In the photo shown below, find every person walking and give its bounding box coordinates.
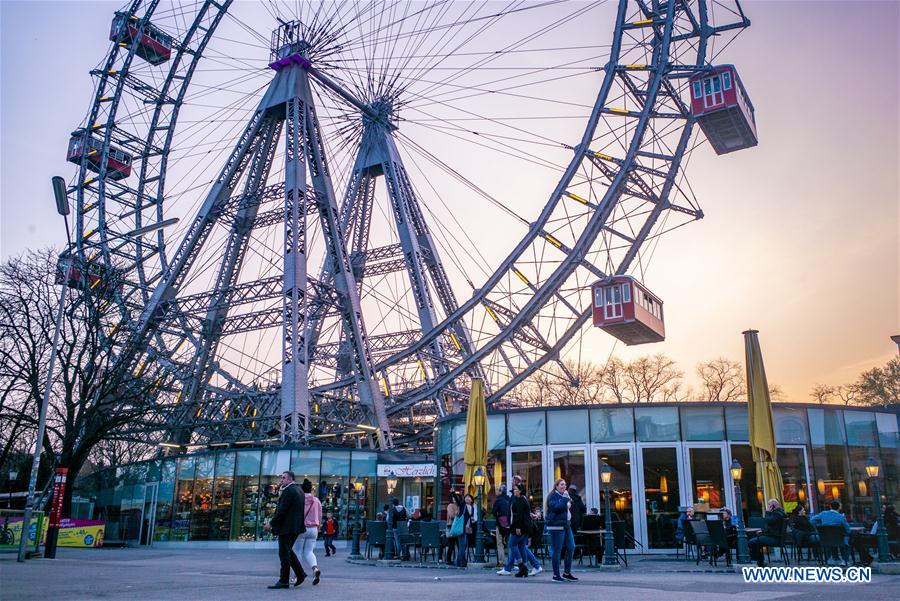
[293,479,322,586]
[456,494,475,567]
[444,491,461,564]
[322,511,338,556]
[546,478,577,583]
[268,471,306,589]
[498,483,542,577]
[492,484,512,566]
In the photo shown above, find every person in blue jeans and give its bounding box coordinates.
[546,478,577,582]
[498,484,542,576]
[456,494,474,567]
[811,499,851,565]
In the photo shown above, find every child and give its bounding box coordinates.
[322,511,338,557]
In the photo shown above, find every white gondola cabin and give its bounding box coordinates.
[592,276,665,345]
[690,65,758,155]
[67,131,133,180]
[110,13,173,66]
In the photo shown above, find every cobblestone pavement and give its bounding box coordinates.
[2,547,898,601]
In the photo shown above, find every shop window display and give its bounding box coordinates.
[211,453,235,540]
[172,457,195,541]
[190,455,214,540]
[232,451,262,541]
[153,460,176,541]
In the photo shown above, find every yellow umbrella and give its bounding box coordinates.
[463,378,488,501]
[743,329,784,508]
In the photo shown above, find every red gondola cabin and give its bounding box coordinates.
[689,65,757,155]
[110,13,173,66]
[592,276,664,345]
[55,257,122,296]
[67,131,133,180]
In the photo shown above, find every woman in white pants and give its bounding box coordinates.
[293,479,323,585]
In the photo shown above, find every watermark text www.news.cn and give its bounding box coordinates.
[742,566,871,584]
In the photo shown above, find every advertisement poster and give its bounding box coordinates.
[56,519,106,548]
[404,495,420,512]
[0,513,46,549]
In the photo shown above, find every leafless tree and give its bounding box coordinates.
[623,354,685,403]
[599,356,632,404]
[809,383,837,404]
[0,249,160,511]
[696,358,744,403]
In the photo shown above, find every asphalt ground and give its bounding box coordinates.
[2,547,898,601]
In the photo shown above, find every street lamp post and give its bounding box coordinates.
[866,457,891,563]
[384,471,398,560]
[600,463,616,566]
[473,466,485,563]
[730,459,751,564]
[349,478,364,560]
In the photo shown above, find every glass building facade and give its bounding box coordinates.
[76,448,382,545]
[437,403,899,552]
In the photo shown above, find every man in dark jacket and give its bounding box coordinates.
[268,471,307,589]
[748,498,787,567]
[568,485,586,533]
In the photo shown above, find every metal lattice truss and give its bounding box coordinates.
[65,0,751,450]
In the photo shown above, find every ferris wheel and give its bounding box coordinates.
[63,0,755,451]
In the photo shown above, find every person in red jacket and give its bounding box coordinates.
[322,511,338,557]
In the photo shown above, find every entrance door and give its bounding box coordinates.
[684,444,732,511]
[549,447,587,504]
[141,483,159,546]
[703,75,723,108]
[591,446,637,549]
[603,286,623,320]
[637,445,683,550]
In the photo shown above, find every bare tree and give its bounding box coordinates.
[599,356,632,404]
[809,384,837,404]
[696,358,744,403]
[0,249,160,511]
[519,360,607,406]
[624,354,684,403]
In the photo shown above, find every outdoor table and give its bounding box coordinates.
[745,527,762,537]
[577,529,607,565]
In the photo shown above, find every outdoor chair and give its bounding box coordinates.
[396,521,416,560]
[691,519,712,566]
[418,521,442,563]
[365,520,386,560]
[817,525,848,566]
[677,519,698,561]
[764,519,790,566]
[705,519,731,567]
[611,520,629,567]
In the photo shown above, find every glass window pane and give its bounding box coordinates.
[291,450,321,476]
[508,411,546,446]
[635,407,679,442]
[590,407,634,443]
[731,444,763,523]
[211,453,234,540]
[451,421,466,453]
[688,447,725,509]
[681,407,725,441]
[172,457,195,541]
[808,408,846,445]
[190,455,214,540]
[351,452,377,477]
[725,406,749,441]
[642,447,680,549]
[777,447,810,515]
[774,408,809,444]
[257,474,281,541]
[548,410,588,444]
[843,410,878,447]
[596,449,635,548]
[488,414,506,450]
[552,450,586,497]
[321,451,351,478]
[153,460,176,542]
[510,450,544,512]
[261,450,291,475]
[233,451,261,541]
[876,413,899,448]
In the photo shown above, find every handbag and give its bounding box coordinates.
[449,514,465,538]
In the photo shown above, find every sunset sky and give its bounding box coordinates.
[1,1,897,403]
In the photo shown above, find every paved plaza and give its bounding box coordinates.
[2,548,898,601]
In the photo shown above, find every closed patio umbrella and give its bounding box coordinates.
[463,378,488,501]
[743,329,784,507]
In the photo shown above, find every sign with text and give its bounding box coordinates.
[42,519,105,548]
[377,463,436,478]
